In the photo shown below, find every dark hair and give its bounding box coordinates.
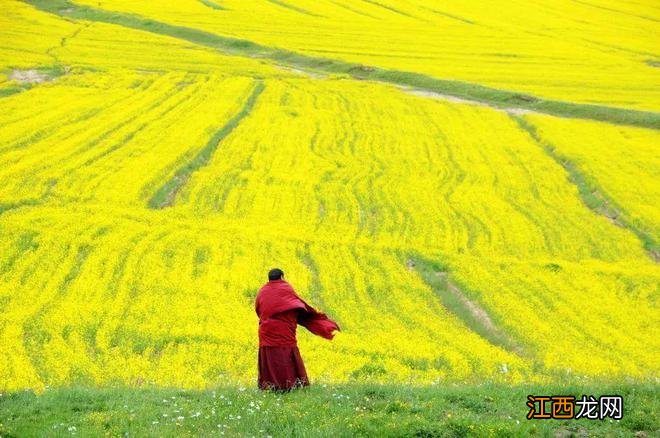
[268,268,284,281]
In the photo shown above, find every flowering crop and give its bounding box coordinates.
[71,0,660,110]
[0,0,658,392]
[523,114,660,241]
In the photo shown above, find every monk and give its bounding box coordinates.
[255,268,340,391]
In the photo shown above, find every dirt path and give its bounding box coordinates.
[9,69,52,84]
[275,64,327,79]
[400,86,537,115]
[410,257,528,358]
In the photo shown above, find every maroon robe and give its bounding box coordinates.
[255,279,340,390]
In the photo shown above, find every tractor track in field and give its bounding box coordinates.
[148,81,265,209]
[409,256,529,360]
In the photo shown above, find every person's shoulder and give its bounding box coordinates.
[256,282,270,295]
[280,281,298,294]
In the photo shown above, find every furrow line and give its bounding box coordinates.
[148,81,265,209]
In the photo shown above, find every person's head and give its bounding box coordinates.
[268,268,284,281]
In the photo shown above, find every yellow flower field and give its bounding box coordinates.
[0,0,658,393]
[71,0,660,110]
[522,115,660,240]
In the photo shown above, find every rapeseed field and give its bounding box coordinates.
[1,0,658,410]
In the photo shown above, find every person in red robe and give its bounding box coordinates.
[255,268,340,391]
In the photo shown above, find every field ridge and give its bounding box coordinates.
[411,255,528,359]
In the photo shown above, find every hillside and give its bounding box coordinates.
[0,0,658,398]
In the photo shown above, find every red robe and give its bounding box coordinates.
[255,279,340,390]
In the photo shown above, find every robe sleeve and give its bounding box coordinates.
[296,303,340,340]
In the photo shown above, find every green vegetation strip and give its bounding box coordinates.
[514,116,659,261]
[0,383,656,436]
[148,82,265,209]
[266,0,322,18]
[23,0,660,130]
[410,255,539,366]
[0,85,26,99]
[197,0,226,11]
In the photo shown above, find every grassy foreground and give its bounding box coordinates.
[0,383,657,437]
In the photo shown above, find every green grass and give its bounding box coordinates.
[197,0,226,11]
[265,0,321,17]
[0,383,657,437]
[0,85,26,99]
[22,0,660,130]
